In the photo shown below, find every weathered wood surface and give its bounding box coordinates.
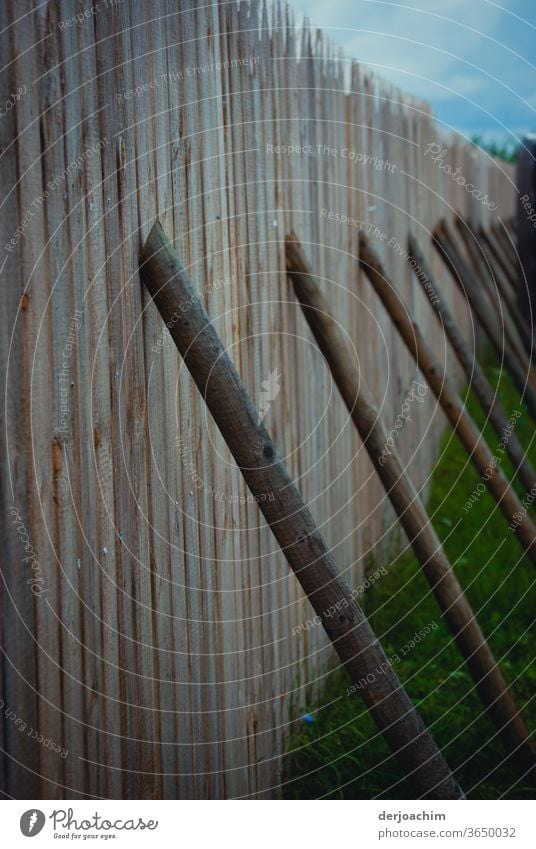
[0,0,517,798]
[286,233,535,766]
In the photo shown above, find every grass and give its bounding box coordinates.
[282,355,536,799]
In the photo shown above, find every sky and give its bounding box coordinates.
[290,0,536,148]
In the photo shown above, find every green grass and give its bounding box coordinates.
[283,355,536,799]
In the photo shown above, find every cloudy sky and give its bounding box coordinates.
[291,0,535,147]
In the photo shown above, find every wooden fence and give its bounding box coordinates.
[0,0,515,799]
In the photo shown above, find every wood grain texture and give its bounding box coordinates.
[0,0,517,798]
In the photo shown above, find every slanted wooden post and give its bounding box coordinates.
[456,215,534,362]
[407,234,536,496]
[358,231,536,566]
[495,221,535,344]
[478,227,534,359]
[493,220,511,254]
[454,216,527,364]
[433,219,536,420]
[446,219,530,370]
[494,221,525,288]
[286,232,536,766]
[455,218,531,367]
[493,221,514,260]
[485,224,518,286]
[493,221,531,300]
[139,221,463,799]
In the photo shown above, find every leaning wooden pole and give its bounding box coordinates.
[140,221,463,799]
[458,215,530,364]
[484,225,518,287]
[494,220,536,342]
[493,222,520,271]
[358,231,536,566]
[407,234,536,496]
[494,222,536,342]
[286,232,536,766]
[455,218,531,367]
[433,219,536,420]
[446,219,531,372]
[478,227,534,359]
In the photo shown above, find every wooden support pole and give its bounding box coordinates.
[454,217,528,364]
[407,234,536,496]
[358,231,536,566]
[495,222,534,335]
[479,236,530,362]
[493,221,527,293]
[485,225,518,286]
[491,219,536,342]
[449,219,531,371]
[455,215,503,298]
[433,219,536,421]
[286,232,536,766]
[478,227,534,359]
[455,218,531,367]
[494,221,519,270]
[139,221,463,799]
